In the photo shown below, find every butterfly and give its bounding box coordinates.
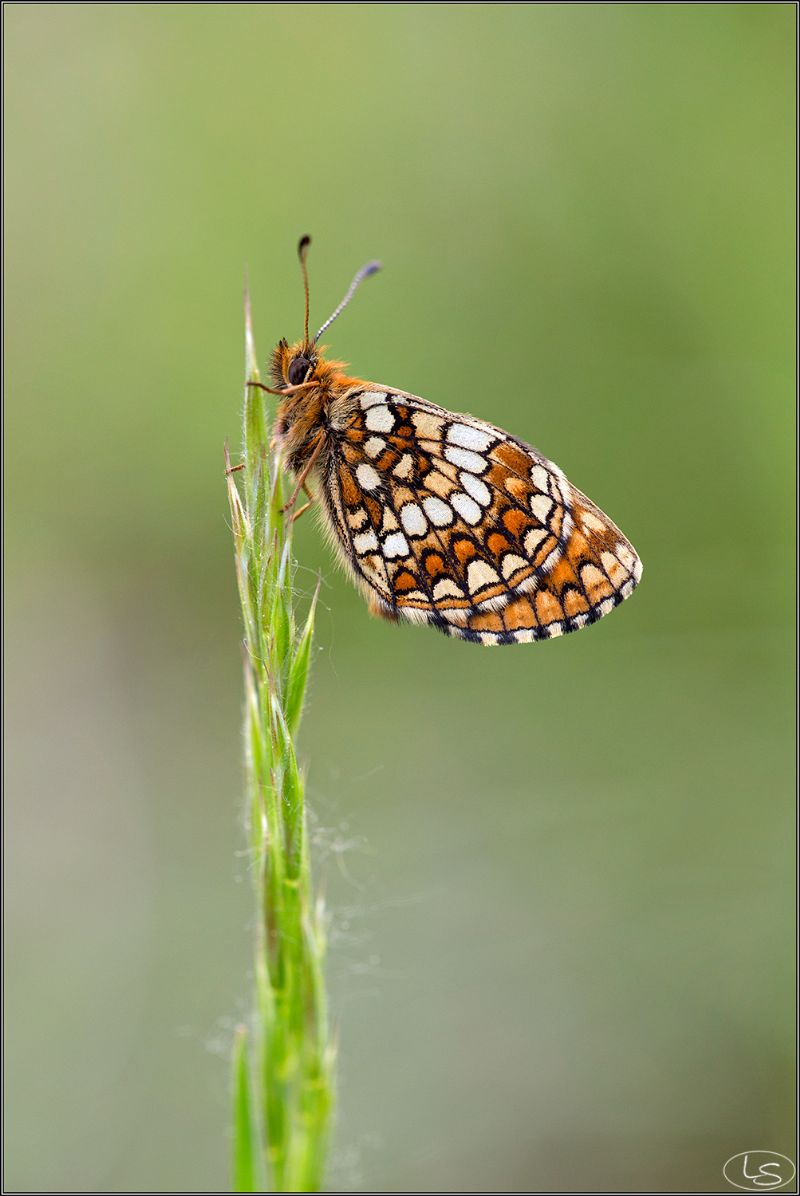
[248,237,642,645]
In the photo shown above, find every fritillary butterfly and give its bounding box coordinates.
[248,238,642,645]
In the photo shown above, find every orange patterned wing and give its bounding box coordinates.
[320,386,642,644]
[442,489,642,644]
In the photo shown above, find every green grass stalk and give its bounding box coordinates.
[227,292,333,1193]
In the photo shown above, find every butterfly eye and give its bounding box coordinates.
[287,356,312,386]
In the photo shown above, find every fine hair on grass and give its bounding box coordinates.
[226,290,333,1193]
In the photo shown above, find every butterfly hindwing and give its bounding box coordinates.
[438,487,642,643]
[321,386,641,643]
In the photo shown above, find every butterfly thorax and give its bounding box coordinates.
[271,337,364,472]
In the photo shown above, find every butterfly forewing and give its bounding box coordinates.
[321,387,642,644]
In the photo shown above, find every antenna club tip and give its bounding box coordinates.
[364,260,382,277]
[298,235,311,259]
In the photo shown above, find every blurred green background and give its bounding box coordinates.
[4,4,795,1192]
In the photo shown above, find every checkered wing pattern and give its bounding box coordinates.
[321,387,642,645]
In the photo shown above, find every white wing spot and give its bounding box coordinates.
[582,511,607,533]
[393,453,414,480]
[356,463,381,491]
[444,446,486,473]
[364,436,386,458]
[530,494,552,523]
[524,527,548,555]
[581,564,606,590]
[365,404,395,432]
[433,578,466,601]
[460,472,490,506]
[381,507,399,533]
[450,492,482,525]
[423,496,454,527]
[360,391,386,409]
[447,423,493,452]
[400,503,428,537]
[353,529,378,554]
[466,559,500,593]
[347,507,367,531]
[383,532,410,559]
[411,411,444,440]
[530,464,550,492]
[501,553,528,579]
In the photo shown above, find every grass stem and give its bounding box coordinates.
[226,292,333,1193]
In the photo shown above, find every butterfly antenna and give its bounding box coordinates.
[298,234,312,345]
[313,258,382,344]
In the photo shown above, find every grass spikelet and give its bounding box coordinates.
[226,290,333,1193]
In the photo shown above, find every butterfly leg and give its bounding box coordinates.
[246,379,318,397]
[289,481,316,523]
[280,434,324,514]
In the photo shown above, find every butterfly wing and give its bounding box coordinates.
[320,386,642,644]
[438,487,642,643]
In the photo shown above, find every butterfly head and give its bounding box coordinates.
[270,236,381,393]
[270,338,318,390]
